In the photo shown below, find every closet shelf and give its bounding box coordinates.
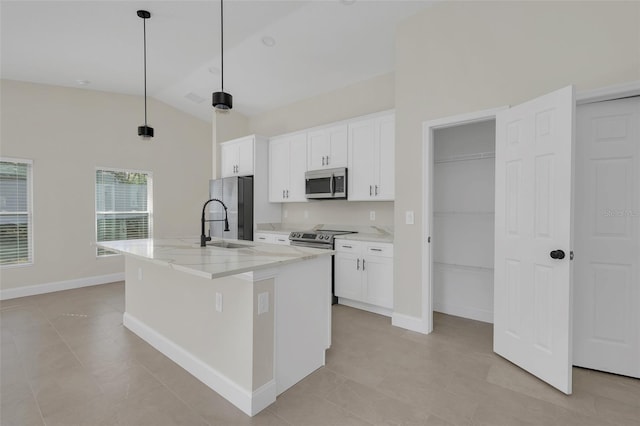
[434,151,495,164]
[434,262,494,273]
[434,211,495,217]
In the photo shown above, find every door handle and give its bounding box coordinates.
[550,250,565,260]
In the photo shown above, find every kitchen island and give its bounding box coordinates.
[97,237,333,416]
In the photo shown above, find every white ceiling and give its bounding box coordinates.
[1,0,435,122]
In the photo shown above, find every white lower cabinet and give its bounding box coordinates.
[254,232,290,245]
[334,239,393,315]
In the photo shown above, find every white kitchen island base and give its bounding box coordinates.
[106,239,332,417]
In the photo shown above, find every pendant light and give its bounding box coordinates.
[212,0,233,111]
[137,10,154,138]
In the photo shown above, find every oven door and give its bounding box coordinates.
[289,240,332,250]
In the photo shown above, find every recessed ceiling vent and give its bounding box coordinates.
[185,92,206,104]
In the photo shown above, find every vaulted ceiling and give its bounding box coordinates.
[1,0,435,122]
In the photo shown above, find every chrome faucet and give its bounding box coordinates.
[201,198,230,247]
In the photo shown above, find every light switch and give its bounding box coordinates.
[406,211,415,225]
[215,292,223,312]
[258,292,269,315]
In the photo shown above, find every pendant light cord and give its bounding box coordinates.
[220,0,224,91]
[143,15,148,126]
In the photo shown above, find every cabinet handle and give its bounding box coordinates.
[342,245,352,249]
[322,156,325,166]
[286,189,289,198]
[357,258,360,270]
[371,248,382,252]
[369,185,372,196]
[375,185,378,196]
[282,189,285,199]
[326,156,329,165]
[362,259,365,271]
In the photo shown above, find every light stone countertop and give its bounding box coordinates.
[97,237,333,281]
[256,223,394,243]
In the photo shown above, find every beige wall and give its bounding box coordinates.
[394,1,640,318]
[0,80,211,291]
[249,73,396,226]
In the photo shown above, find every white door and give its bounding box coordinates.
[327,125,348,168]
[348,119,376,200]
[335,252,362,301]
[269,138,289,202]
[376,114,395,200]
[220,143,239,177]
[494,86,575,394]
[307,130,329,170]
[236,138,254,176]
[573,96,640,378]
[287,133,308,202]
[364,255,394,309]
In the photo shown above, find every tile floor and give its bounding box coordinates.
[1,282,639,425]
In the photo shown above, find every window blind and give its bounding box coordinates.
[95,169,152,256]
[0,159,33,266]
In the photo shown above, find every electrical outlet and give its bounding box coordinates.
[215,292,223,312]
[258,292,269,315]
[369,211,376,221]
[406,211,415,225]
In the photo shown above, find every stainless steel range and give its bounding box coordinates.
[289,230,356,250]
[289,229,356,304]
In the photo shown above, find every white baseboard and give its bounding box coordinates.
[337,298,392,317]
[0,272,125,300]
[123,312,275,416]
[392,312,431,334]
[434,302,493,324]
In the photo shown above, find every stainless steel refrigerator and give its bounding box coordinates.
[208,176,254,241]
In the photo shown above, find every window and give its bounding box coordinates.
[0,158,33,266]
[95,168,152,256]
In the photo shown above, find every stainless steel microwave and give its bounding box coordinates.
[305,167,347,199]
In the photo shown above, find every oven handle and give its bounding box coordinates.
[290,241,333,250]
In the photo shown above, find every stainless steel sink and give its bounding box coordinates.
[206,241,253,249]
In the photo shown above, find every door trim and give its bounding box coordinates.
[417,80,640,336]
[420,106,508,334]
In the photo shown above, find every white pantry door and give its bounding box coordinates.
[573,96,640,378]
[494,86,575,394]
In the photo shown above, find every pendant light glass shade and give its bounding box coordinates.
[137,10,154,137]
[212,0,232,112]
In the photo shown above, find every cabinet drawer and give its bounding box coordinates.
[335,240,362,253]
[254,233,274,243]
[365,243,393,257]
[273,236,290,245]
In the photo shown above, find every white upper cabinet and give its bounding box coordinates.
[348,112,395,201]
[221,135,254,177]
[307,124,348,170]
[269,133,308,202]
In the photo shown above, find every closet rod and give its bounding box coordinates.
[434,151,495,164]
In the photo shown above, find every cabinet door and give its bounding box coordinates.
[237,138,254,176]
[363,255,393,309]
[375,114,395,200]
[327,125,348,168]
[348,119,376,200]
[220,143,239,178]
[307,130,329,171]
[269,138,290,202]
[287,133,308,202]
[335,252,363,301]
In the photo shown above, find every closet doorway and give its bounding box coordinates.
[422,85,640,394]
